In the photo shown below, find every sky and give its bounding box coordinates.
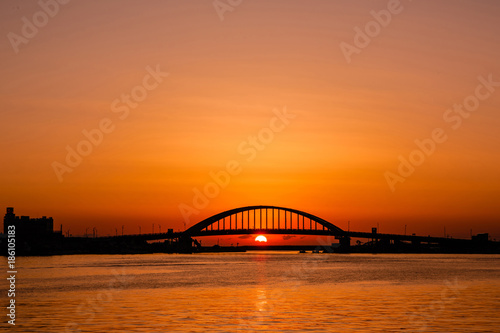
[1,0,499,242]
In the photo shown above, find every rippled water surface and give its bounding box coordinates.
[5,253,500,332]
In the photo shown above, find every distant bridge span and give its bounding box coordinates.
[184,205,344,237]
[104,206,483,251]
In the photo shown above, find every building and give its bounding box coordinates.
[3,207,58,238]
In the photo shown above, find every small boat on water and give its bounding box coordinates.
[299,250,306,253]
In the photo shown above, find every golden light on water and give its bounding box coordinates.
[2,1,500,331]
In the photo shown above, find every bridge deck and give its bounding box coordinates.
[98,229,474,246]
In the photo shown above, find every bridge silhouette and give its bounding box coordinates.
[185,205,343,236]
[109,205,484,252]
[7,205,495,255]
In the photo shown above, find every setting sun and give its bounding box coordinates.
[255,235,267,243]
[2,1,500,332]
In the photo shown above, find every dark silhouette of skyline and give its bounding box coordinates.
[1,206,498,256]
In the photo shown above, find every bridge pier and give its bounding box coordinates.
[178,235,194,254]
[338,236,351,252]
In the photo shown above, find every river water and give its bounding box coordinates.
[4,253,500,332]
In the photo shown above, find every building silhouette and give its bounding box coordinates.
[3,207,61,239]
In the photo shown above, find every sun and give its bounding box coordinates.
[255,235,267,243]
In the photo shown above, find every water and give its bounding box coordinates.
[3,253,500,332]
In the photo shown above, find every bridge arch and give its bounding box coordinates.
[184,205,344,236]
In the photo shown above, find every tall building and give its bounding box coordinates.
[3,207,55,237]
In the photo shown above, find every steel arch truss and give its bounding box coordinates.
[184,205,344,237]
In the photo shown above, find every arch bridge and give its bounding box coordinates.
[103,205,482,253]
[184,205,345,237]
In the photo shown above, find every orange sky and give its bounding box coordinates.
[1,0,499,242]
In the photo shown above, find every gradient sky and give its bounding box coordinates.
[1,0,499,242]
